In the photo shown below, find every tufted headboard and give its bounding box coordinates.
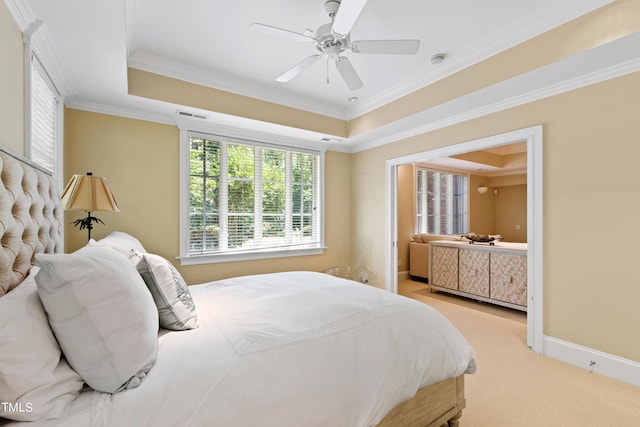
[0,146,64,296]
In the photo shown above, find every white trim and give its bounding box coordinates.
[22,29,65,191]
[4,0,31,31]
[178,127,191,260]
[385,162,398,294]
[22,21,37,158]
[177,126,326,265]
[54,83,64,191]
[184,127,324,156]
[66,98,176,126]
[177,247,325,266]
[543,336,640,388]
[527,126,544,351]
[29,25,73,98]
[174,116,329,153]
[5,0,74,99]
[385,125,543,353]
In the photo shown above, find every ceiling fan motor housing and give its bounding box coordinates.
[315,22,349,58]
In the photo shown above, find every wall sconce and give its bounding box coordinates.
[61,172,120,241]
[477,186,488,194]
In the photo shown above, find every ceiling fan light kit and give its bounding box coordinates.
[250,0,421,90]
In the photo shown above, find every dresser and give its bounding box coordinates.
[430,240,527,311]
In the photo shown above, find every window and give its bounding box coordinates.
[182,131,323,263]
[29,54,61,178]
[416,168,468,235]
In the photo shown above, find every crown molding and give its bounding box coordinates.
[347,32,640,153]
[346,0,615,119]
[30,27,74,98]
[68,35,640,157]
[65,98,175,126]
[4,0,32,31]
[5,0,74,98]
[128,51,348,120]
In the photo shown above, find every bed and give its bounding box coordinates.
[0,146,475,427]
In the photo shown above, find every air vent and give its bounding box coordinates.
[176,110,208,120]
[321,137,342,143]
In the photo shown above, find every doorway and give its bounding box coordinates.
[384,125,543,353]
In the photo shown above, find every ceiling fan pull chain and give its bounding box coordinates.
[326,57,330,85]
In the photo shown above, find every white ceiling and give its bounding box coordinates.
[13,0,630,150]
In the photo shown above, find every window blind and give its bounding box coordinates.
[188,133,321,256]
[416,168,468,235]
[30,55,59,175]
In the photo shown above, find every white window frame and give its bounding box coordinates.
[24,30,63,187]
[177,127,325,265]
[415,167,469,235]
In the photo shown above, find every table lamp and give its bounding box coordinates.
[61,172,120,241]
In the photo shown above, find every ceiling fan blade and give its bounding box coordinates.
[335,56,363,90]
[351,39,420,55]
[276,55,321,82]
[249,23,316,44]
[331,0,368,39]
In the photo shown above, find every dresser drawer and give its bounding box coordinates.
[431,246,459,290]
[490,253,527,306]
[459,249,490,297]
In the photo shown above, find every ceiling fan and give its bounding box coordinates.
[250,0,420,90]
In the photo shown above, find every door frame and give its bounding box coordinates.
[385,125,543,352]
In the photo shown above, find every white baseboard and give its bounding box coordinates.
[397,270,410,281]
[543,336,640,387]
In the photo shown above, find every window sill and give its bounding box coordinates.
[177,246,326,265]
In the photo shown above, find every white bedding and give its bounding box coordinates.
[3,271,475,427]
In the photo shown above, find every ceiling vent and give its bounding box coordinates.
[176,110,208,120]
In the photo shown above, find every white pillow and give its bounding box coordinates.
[130,251,198,331]
[34,245,158,394]
[96,231,147,253]
[0,267,83,421]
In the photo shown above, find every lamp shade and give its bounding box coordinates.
[61,173,120,212]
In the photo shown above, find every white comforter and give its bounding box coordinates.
[9,271,475,427]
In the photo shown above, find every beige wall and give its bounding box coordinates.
[0,2,24,153]
[473,173,528,242]
[396,164,414,272]
[353,71,640,363]
[63,108,352,285]
[493,184,527,242]
[469,174,495,235]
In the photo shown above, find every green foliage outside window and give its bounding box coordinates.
[188,135,318,254]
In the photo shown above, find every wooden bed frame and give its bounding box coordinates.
[0,145,466,426]
[378,376,465,427]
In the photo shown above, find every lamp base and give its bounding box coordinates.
[72,211,104,241]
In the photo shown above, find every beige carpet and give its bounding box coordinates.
[399,280,640,427]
